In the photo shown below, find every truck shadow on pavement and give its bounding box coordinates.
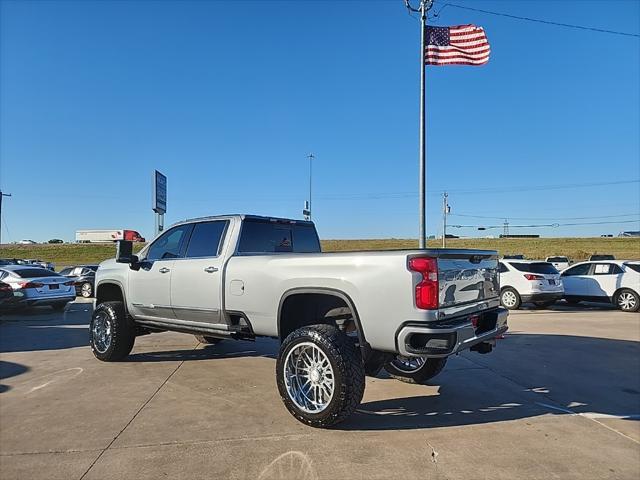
[341,333,640,431]
[0,360,29,393]
[0,303,91,353]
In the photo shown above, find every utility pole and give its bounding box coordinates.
[442,192,450,247]
[0,191,11,245]
[307,153,314,221]
[405,0,433,248]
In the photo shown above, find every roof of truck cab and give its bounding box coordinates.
[172,214,315,226]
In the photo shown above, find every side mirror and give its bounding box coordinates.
[116,240,134,263]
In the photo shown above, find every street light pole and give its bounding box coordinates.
[442,191,449,248]
[0,191,11,245]
[307,153,314,221]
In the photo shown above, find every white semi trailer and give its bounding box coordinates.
[75,229,145,243]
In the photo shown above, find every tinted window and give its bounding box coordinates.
[185,221,228,258]
[626,264,640,273]
[547,257,568,263]
[238,220,320,254]
[12,268,61,278]
[59,267,73,276]
[498,262,509,273]
[590,255,615,261]
[146,225,192,261]
[562,264,591,276]
[510,262,558,274]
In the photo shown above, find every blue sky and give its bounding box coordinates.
[1,0,639,242]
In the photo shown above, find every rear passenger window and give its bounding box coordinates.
[498,263,508,273]
[238,220,320,254]
[185,221,228,258]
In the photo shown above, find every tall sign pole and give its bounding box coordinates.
[152,170,167,237]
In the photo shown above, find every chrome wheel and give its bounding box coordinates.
[92,311,112,354]
[618,291,637,311]
[283,342,334,414]
[502,290,518,308]
[81,282,92,298]
[390,355,426,373]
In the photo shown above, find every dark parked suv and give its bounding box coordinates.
[59,265,99,298]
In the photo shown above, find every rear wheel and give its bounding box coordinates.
[194,335,223,345]
[500,288,521,310]
[616,289,639,312]
[90,301,135,361]
[276,324,365,428]
[384,356,447,384]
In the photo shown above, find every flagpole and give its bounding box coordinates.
[418,1,427,248]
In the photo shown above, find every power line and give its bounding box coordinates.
[451,219,640,229]
[450,213,640,221]
[435,2,640,38]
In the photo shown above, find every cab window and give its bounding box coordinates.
[185,221,228,258]
[146,224,193,261]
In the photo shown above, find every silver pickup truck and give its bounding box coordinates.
[92,214,508,427]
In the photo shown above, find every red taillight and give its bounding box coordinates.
[409,257,439,310]
[19,281,44,289]
[524,274,544,281]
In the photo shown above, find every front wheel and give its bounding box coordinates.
[616,289,639,312]
[90,301,135,361]
[276,324,365,428]
[384,356,447,384]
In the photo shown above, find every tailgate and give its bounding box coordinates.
[437,250,500,310]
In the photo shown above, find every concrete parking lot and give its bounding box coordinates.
[1,300,639,480]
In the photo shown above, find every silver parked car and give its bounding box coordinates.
[0,265,76,310]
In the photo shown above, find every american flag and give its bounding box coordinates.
[425,24,490,66]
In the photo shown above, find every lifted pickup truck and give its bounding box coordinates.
[92,214,508,427]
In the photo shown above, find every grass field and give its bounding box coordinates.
[1,237,638,269]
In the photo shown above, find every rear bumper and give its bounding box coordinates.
[19,294,76,306]
[396,307,509,358]
[521,292,564,303]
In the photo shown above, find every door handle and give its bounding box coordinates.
[204,266,219,273]
[159,267,170,274]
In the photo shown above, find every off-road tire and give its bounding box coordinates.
[276,324,365,428]
[194,335,223,345]
[500,287,522,310]
[384,357,447,384]
[90,301,135,361]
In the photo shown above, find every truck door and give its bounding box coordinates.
[170,220,229,325]
[128,224,193,321]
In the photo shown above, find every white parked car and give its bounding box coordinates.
[498,260,564,310]
[560,261,640,312]
[545,256,571,271]
[18,239,37,245]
